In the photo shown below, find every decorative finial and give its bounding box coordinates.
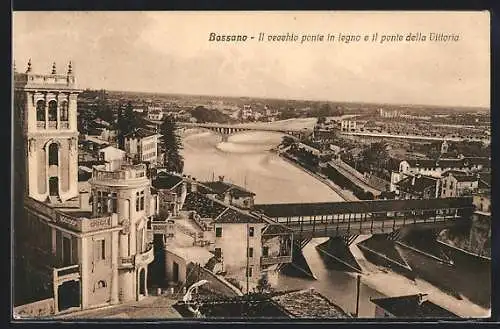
[67,61,73,75]
[51,62,57,74]
[26,59,32,73]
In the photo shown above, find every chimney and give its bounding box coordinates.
[219,175,224,182]
[192,177,198,193]
[79,191,90,211]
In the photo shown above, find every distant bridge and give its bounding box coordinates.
[177,122,309,140]
[341,131,490,144]
[254,197,474,240]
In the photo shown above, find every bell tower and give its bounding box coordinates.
[14,60,82,203]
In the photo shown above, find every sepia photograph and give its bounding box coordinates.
[12,11,491,320]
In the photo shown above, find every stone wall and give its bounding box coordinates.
[14,298,55,319]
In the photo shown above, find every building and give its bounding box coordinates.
[98,146,126,167]
[378,108,401,119]
[340,120,357,132]
[241,105,253,120]
[390,157,489,192]
[199,176,256,209]
[395,174,440,199]
[151,171,188,217]
[14,62,160,315]
[371,293,459,318]
[147,106,164,121]
[440,170,479,198]
[123,128,160,166]
[14,61,80,204]
[179,188,293,293]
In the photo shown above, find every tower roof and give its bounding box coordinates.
[14,60,82,92]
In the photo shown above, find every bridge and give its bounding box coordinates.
[255,197,473,239]
[253,197,474,276]
[177,122,308,140]
[341,131,490,144]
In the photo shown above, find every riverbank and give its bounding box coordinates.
[276,151,357,201]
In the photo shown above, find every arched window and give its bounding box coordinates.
[36,100,46,121]
[48,143,58,165]
[48,100,57,121]
[60,101,68,121]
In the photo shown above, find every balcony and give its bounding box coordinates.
[60,121,70,129]
[135,246,155,267]
[24,196,118,233]
[260,255,292,266]
[37,121,46,129]
[48,121,57,129]
[119,256,134,269]
[91,164,148,183]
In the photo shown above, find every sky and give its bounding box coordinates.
[13,11,490,107]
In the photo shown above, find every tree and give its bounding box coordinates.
[360,142,389,173]
[281,136,296,148]
[117,102,138,149]
[160,115,184,173]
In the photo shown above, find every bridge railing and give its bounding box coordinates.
[268,205,473,238]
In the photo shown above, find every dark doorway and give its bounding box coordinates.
[149,234,166,288]
[139,269,146,295]
[262,246,269,257]
[173,262,179,282]
[49,177,59,196]
[57,280,80,312]
[62,237,71,266]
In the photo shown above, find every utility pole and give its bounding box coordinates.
[246,222,250,295]
[355,274,361,318]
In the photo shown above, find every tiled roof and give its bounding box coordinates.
[371,294,458,318]
[441,170,468,177]
[262,223,293,235]
[124,127,157,139]
[478,172,491,186]
[442,170,478,182]
[254,197,473,217]
[400,157,490,169]
[201,181,255,197]
[152,173,183,190]
[271,289,349,318]
[182,192,227,219]
[213,208,266,224]
[396,175,437,194]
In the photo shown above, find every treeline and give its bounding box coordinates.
[278,103,344,120]
[322,164,375,200]
[190,106,233,123]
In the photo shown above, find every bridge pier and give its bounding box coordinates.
[316,237,363,273]
[279,238,316,280]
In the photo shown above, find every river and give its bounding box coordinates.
[180,123,490,318]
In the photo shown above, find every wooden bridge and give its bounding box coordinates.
[253,197,474,240]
